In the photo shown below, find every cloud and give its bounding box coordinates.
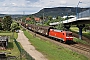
[11,3,17,6]
[2,3,18,7]
[60,0,67,5]
[25,0,39,3]
[0,0,90,14]
[0,0,5,2]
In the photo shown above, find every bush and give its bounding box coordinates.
[22,28,26,31]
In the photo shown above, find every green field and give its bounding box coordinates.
[0,31,34,60]
[70,27,79,32]
[0,32,20,57]
[23,30,88,60]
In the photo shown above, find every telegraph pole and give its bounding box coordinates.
[33,15,36,37]
[23,11,26,23]
[76,1,82,20]
[42,9,45,25]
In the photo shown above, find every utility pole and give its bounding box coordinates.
[76,1,82,20]
[42,9,45,25]
[33,15,36,37]
[43,13,44,24]
[23,11,25,15]
[23,11,26,23]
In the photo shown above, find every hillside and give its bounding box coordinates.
[33,7,89,17]
[0,14,29,18]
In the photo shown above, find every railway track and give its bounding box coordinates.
[70,44,90,52]
[21,25,90,59]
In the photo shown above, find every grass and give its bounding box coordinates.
[14,32,18,39]
[70,27,79,32]
[10,31,19,56]
[0,33,12,35]
[73,37,88,44]
[23,30,88,60]
[8,41,20,56]
[0,31,11,33]
[0,32,20,57]
[83,32,90,39]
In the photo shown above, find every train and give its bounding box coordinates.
[21,22,73,43]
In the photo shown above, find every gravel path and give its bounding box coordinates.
[17,30,48,60]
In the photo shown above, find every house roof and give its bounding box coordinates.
[26,17,31,21]
[34,17,41,21]
[0,36,8,41]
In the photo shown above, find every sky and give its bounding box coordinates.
[0,0,90,15]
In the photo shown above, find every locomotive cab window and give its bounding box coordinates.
[66,33,72,36]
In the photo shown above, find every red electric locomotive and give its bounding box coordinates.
[49,29,73,42]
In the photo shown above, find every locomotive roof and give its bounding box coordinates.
[65,31,72,33]
[53,29,63,32]
[51,29,72,33]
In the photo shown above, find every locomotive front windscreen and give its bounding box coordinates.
[66,32,72,37]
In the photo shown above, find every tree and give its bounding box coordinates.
[56,16,64,30]
[44,20,51,26]
[56,16,61,19]
[0,23,3,30]
[2,16,12,31]
[48,16,52,20]
[40,16,43,20]
[10,22,20,32]
[64,16,70,20]
[30,16,35,24]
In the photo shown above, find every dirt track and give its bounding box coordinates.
[17,30,48,60]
